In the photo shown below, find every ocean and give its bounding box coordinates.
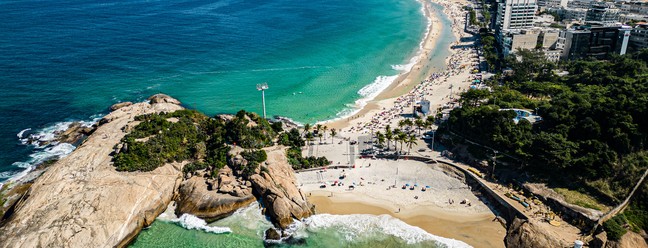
[130,202,468,248]
[0,0,458,246]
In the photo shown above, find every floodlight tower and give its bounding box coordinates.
[256,82,269,118]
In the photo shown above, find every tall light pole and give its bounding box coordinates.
[256,83,269,119]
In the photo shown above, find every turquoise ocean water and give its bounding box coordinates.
[130,202,467,247]
[0,0,459,246]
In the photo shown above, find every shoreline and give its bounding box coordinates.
[320,0,448,127]
[323,0,465,129]
[296,158,507,248]
[308,193,506,248]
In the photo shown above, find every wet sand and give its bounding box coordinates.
[309,194,506,248]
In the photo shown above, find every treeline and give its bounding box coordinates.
[113,109,329,176]
[441,50,648,236]
[278,128,330,170]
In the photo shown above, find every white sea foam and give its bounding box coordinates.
[16,128,31,139]
[299,214,472,248]
[319,0,435,125]
[157,202,229,234]
[171,214,232,234]
[4,116,101,183]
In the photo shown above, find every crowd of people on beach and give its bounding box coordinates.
[341,1,480,136]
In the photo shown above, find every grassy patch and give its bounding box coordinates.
[553,188,610,211]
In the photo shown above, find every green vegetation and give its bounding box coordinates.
[469,9,477,26]
[441,49,648,231]
[113,110,279,176]
[553,188,609,211]
[225,110,277,149]
[113,110,210,172]
[239,149,268,177]
[604,215,628,241]
[286,146,330,170]
[113,109,330,175]
[624,183,648,232]
[280,127,330,170]
[480,30,501,71]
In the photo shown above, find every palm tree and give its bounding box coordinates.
[317,132,323,155]
[305,132,314,146]
[375,131,385,149]
[303,123,311,136]
[426,116,435,127]
[404,119,413,133]
[315,124,323,144]
[406,135,418,154]
[385,125,393,151]
[424,118,432,132]
[415,119,425,135]
[397,132,407,153]
[322,126,329,144]
[397,120,406,131]
[330,128,337,144]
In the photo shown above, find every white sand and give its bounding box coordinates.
[297,158,490,214]
[325,0,478,139]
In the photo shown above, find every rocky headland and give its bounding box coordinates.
[0,94,314,247]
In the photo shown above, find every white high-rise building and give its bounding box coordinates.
[497,0,539,31]
[539,0,569,8]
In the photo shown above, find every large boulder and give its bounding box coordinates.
[249,147,314,229]
[265,228,281,240]
[55,122,95,144]
[505,218,568,248]
[147,94,181,105]
[110,102,133,111]
[605,231,648,248]
[175,176,255,222]
[0,96,185,248]
[591,231,608,248]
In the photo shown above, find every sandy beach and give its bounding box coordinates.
[296,159,506,248]
[325,0,477,136]
[298,0,509,246]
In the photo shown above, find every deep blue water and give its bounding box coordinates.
[0,0,451,181]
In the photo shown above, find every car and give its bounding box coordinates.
[418,148,426,152]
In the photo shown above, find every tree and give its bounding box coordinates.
[330,128,337,144]
[385,125,393,151]
[303,123,311,136]
[415,119,425,135]
[322,126,329,144]
[397,131,407,153]
[305,132,314,146]
[398,119,406,130]
[406,135,418,154]
[376,131,385,149]
[404,119,413,132]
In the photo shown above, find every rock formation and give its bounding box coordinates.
[110,101,133,111]
[505,217,568,248]
[0,93,316,246]
[0,97,184,248]
[604,231,648,248]
[175,174,256,222]
[148,93,181,105]
[249,146,314,229]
